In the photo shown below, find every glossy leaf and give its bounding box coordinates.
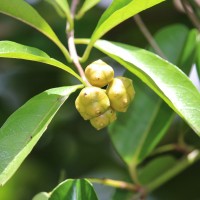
[49,179,98,200]
[76,0,101,19]
[0,85,83,186]
[82,0,164,60]
[109,75,173,165]
[93,40,200,135]
[0,41,83,83]
[149,24,189,65]
[109,25,195,165]
[0,0,70,60]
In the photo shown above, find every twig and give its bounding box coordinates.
[181,0,200,31]
[151,143,193,156]
[146,149,200,192]
[133,15,167,59]
[88,178,139,192]
[67,0,91,86]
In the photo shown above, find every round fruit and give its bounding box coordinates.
[75,86,110,120]
[90,108,117,130]
[106,77,135,112]
[85,59,114,87]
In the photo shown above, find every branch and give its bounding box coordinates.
[88,178,139,192]
[67,0,91,86]
[133,15,167,59]
[146,149,200,192]
[181,0,200,31]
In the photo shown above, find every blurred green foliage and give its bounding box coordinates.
[0,0,199,200]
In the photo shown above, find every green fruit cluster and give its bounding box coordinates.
[75,59,135,130]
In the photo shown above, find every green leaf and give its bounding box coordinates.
[32,192,50,200]
[195,41,200,78]
[45,0,66,18]
[45,0,73,28]
[138,156,176,185]
[49,179,98,200]
[54,0,71,18]
[109,26,195,165]
[0,85,83,186]
[82,0,165,61]
[112,189,133,200]
[93,40,200,135]
[76,0,101,19]
[0,41,83,83]
[109,75,173,165]
[139,150,200,191]
[178,29,199,75]
[149,24,189,65]
[0,0,70,61]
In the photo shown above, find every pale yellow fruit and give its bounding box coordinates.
[90,108,117,130]
[106,77,135,112]
[75,87,110,120]
[85,59,114,87]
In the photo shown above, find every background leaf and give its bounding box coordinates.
[109,25,196,166]
[49,179,98,200]
[196,42,200,78]
[82,0,164,60]
[93,40,200,135]
[138,156,177,185]
[0,85,83,186]
[178,29,199,74]
[149,25,198,75]
[0,0,70,60]
[109,75,173,165]
[76,0,101,19]
[139,150,200,191]
[0,41,82,83]
[149,24,189,65]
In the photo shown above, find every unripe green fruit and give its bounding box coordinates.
[85,59,114,87]
[75,87,110,120]
[106,77,135,112]
[90,108,117,130]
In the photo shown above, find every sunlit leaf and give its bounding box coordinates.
[0,85,83,186]
[0,0,70,60]
[82,0,165,60]
[93,40,200,135]
[0,41,83,83]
